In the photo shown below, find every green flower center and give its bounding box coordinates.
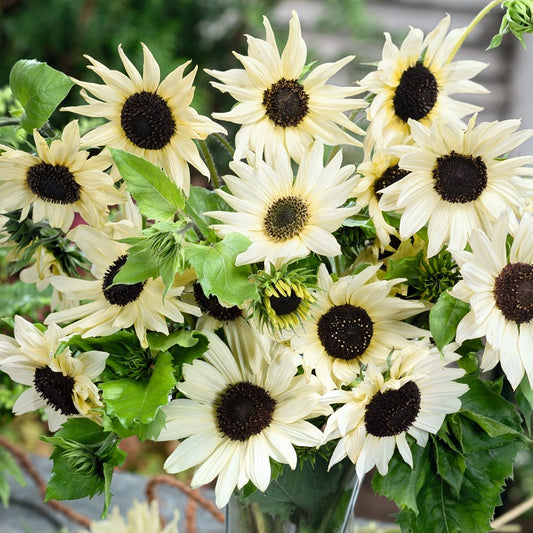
[264,195,309,241]
[263,78,309,128]
[393,62,439,122]
[217,381,276,441]
[494,262,533,324]
[121,91,176,150]
[34,365,78,416]
[102,254,145,306]
[26,163,81,204]
[317,303,374,361]
[365,380,421,437]
[433,151,488,203]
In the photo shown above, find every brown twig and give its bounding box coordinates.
[0,435,92,528]
[146,474,225,533]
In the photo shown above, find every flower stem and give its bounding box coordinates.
[198,138,221,189]
[213,132,235,157]
[446,0,502,62]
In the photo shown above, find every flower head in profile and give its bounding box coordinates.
[450,212,533,389]
[79,499,179,533]
[0,120,123,231]
[359,15,488,150]
[354,151,407,250]
[0,316,108,431]
[62,43,226,195]
[379,116,533,257]
[207,141,358,268]
[44,224,200,349]
[291,264,427,389]
[158,325,326,508]
[206,10,366,162]
[322,341,467,479]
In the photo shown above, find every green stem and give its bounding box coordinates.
[334,254,343,276]
[213,132,235,157]
[198,138,221,189]
[446,0,502,62]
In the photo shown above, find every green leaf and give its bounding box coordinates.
[429,291,470,351]
[0,446,25,507]
[185,233,258,306]
[184,185,229,241]
[9,59,73,132]
[147,329,203,352]
[102,408,167,441]
[383,250,423,284]
[515,375,533,434]
[42,419,126,517]
[434,437,465,498]
[110,148,185,221]
[100,351,175,429]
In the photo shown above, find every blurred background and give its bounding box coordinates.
[0,0,532,530]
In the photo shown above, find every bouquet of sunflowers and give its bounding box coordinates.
[0,1,532,532]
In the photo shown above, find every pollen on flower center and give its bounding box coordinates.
[264,196,309,241]
[121,90,176,150]
[269,290,302,316]
[262,78,310,128]
[373,164,410,197]
[432,151,488,203]
[33,365,78,416]
[494,262,533,324]
[216,381,276,441]
[26,163,81,204]
[193,282,242,322]
[317,303,374,360]
[364,380,421,437]
[102,254,145,306]
[393,63,439,123]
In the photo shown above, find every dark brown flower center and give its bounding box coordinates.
[494,262,533,324]
[269,289,302,316]
[373,164,410,198]
[264,196,309,241]
[365,380,421,437]
[193,282,242,322]
[102,254,145,306]
[433,151,488,203]
[216,381,276,441]
[393,62,439,122]
[26,163,81,204]
[262,78,309,127]
[121,91,176,150]
[34,365,78,416]
[317,303,374,361]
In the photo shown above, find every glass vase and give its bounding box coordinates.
[225,454,361,533]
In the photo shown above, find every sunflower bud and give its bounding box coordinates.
[489,0,533,49]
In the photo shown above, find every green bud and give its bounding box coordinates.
[489,1,533,49]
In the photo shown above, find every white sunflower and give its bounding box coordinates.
[450,212,533,389]
[0,316,108,431]
[205,10,366,162]
[291,264,427,389]
[358,14,488,150]
[322,341,467,479]
[158,325,327,508]
[379,116,533,257]
[44,224,200,349]
[79,500,179,533]
[0,120,123,231]
[354,151,406,250]
[62,43,226,195]
[206,141,358,268]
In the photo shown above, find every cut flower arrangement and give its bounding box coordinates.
[0,1,532,532]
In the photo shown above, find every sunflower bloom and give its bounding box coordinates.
[379,116,533,257]
[62,43,226,195]
[322,341,467,479]
[206,10,366,162]
[450,212,533,389]
[0,120,123,231]
[0,316,108,431]
[359,15,488,150]
[158,325,327,508]
[207,141,357,268]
